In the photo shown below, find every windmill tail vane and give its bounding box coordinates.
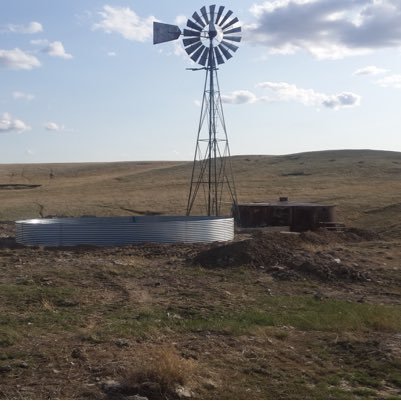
[153,5,241,216]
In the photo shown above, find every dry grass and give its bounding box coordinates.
[120,347,196,399]
[0,150,400,236]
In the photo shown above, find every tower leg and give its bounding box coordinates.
[186,66,238,217]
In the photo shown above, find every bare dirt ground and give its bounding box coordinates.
[1,150,401,399]
[1,225,401,399]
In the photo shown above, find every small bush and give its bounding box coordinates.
[120,347,195,399]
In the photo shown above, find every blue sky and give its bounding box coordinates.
[1,0,401,163]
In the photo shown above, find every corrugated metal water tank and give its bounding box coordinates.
[16,216,234,247]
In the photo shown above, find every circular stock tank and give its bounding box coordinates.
[15,215,234,247]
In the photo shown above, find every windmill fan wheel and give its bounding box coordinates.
[183,5,242,67]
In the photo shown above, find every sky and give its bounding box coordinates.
[1,0,401,163]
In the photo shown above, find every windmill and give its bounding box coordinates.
[153,5,241,216]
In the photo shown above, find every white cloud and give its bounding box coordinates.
[107,51,117,57]
[93,5,155,42]
[247,0,401,59]
[1,21,43,34]
[220,82,361,109]
[42,41,73,59]
[321,92,361,109]
[31,39,73,59]
[353,66,401,89]
[30,39,49,46]
[376,74,401,89]
[354,65,388,76]
[175,15,187,26]
[258,81,318,106]
[44,122,64,131]
[44,121,76,133]
[157,41,188,60]
[0,113,31,133]
[12,91,35,101]
[257,81,361,109]
[221,90,260,104]
[173,41,186,58]
[250,0,312,17]
[0,48,41,70]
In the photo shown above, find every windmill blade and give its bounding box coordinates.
[185,41,203,56]
[190,45,206,63]
[224,35,242,43]
[223,26,241,35]
[222,17,239,31]
[187,19,203,32]
[183,29,201,37]
[209,5,216,23]
[198,46,210,66]
[153,22,182,45]
[221,40,239,52]
[200,6,210,24]
[215,6,225,24]
[192,11,206,28]
[183,37,201,47]
[219,10,233,27]
[214,46,225,65]
[218,43,233,61]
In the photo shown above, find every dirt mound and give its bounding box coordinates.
[300,228,381,244]
[287,258,368,282]
[0,221,15,238]
[193,232,301,269]
[345,227,381,241]
[193,232,369,282]
[0,237,22,249]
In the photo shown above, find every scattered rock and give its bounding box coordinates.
[56,299,79,307]
[0,365,12,373]
[167,312,183,320]
[101,378,165,400]
[114,339,130,348]
[15,276,34,285]
[71,348,86,360]
[101,379,124,394]
[313,291,327,301]
[202,378,218,390]
[138,382,162,399]
[175,385,192,399]
[16,361,29,369]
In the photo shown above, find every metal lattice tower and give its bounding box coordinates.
[153,5,241,216]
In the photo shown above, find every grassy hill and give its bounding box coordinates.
[0,149,400,235]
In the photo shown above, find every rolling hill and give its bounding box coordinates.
[0,149,400,236]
